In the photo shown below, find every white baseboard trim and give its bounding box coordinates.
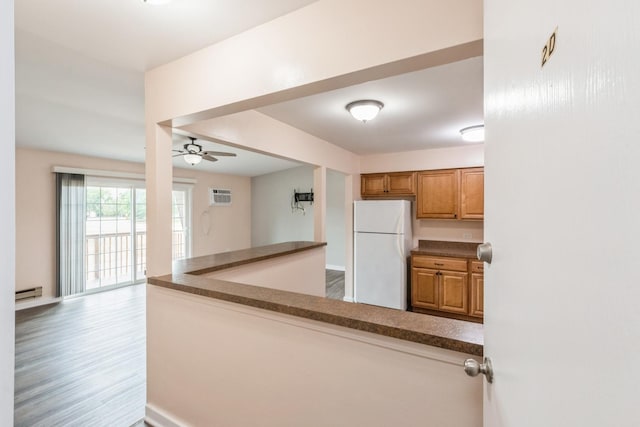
[145,404,185,427]
[15,296,61,311]
[342,295,354,303]
[325,264,345,271]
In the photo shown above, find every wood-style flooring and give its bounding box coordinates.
[325,269,345,300]
[14,271,345,426]
[14,284,146,427]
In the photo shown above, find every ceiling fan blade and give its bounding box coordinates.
[202,154,218,162]
[201,151,237,157]
[172,153,187,157]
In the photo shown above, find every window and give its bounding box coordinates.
[85,177,191,291]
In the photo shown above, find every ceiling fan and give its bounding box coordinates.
[173,137,237,166]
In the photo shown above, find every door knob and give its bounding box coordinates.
[477,242,493,264]
[464,357,494,383]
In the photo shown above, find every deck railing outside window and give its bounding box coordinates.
[86,230,186,289]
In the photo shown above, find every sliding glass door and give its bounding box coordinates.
[85,177,191,292]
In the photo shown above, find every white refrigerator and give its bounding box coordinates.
[354,200,412,310]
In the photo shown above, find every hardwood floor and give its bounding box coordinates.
[14,284,146,427]
[325,269,345,300]
[13,273,343,426]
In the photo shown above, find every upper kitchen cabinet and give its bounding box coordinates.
[361,172,415,197]
[416,169,459,219]
[360,173,387,196]
[416,167,484,220]
[460,168,484,219]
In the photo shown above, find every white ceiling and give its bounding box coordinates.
[14,0,484,177]
[258,57,484,155]
[15,0,315,176]
[15,0,319,72]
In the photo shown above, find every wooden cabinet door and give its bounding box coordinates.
[470,273,484,318]
[438,271,469,314]
[460,168,484,219]
[416,169,459,219]
[411,268,438,310]
[361,174,387,196]
[386,172,415,195]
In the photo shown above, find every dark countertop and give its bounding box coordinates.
[149,240,483,356]
[172,241,327,275]
[411,240,480,259]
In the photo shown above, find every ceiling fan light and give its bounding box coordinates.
[460,124,485,142]
[184,154,202,165]
[346,100,384,122]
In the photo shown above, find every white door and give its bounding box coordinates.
[484,1,640,425]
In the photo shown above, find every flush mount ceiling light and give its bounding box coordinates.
[345,100,384,123]
[142,0,171,4]
[460,124,485,142]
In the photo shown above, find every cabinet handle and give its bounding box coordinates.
[435,263,444,266]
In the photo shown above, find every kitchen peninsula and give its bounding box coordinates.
[151,241,483,354]
[146,241,484,426]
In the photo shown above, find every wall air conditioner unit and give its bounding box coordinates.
[209,188,232,206]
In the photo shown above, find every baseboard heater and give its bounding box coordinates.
[16,286,43,301]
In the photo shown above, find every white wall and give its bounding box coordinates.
[251,165,346,269]
[146,285,482,427]
[326,169,346,269]
[251,165,315,246]
[15,148,251,301]
[0,0,15,422]
[361,144,485,244]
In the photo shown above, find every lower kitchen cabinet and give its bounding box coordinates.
[469,260,484,318]
[411,268,439,310]
[439,271,469,314]
[411,254,483,322]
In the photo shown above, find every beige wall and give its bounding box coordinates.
[204,246,326,297]
[15,147,250,301]
[186,167,251,257]
[359,144,485,174]
[361,144,485,244]
[184,111,360,175]
[147,285,482,427]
